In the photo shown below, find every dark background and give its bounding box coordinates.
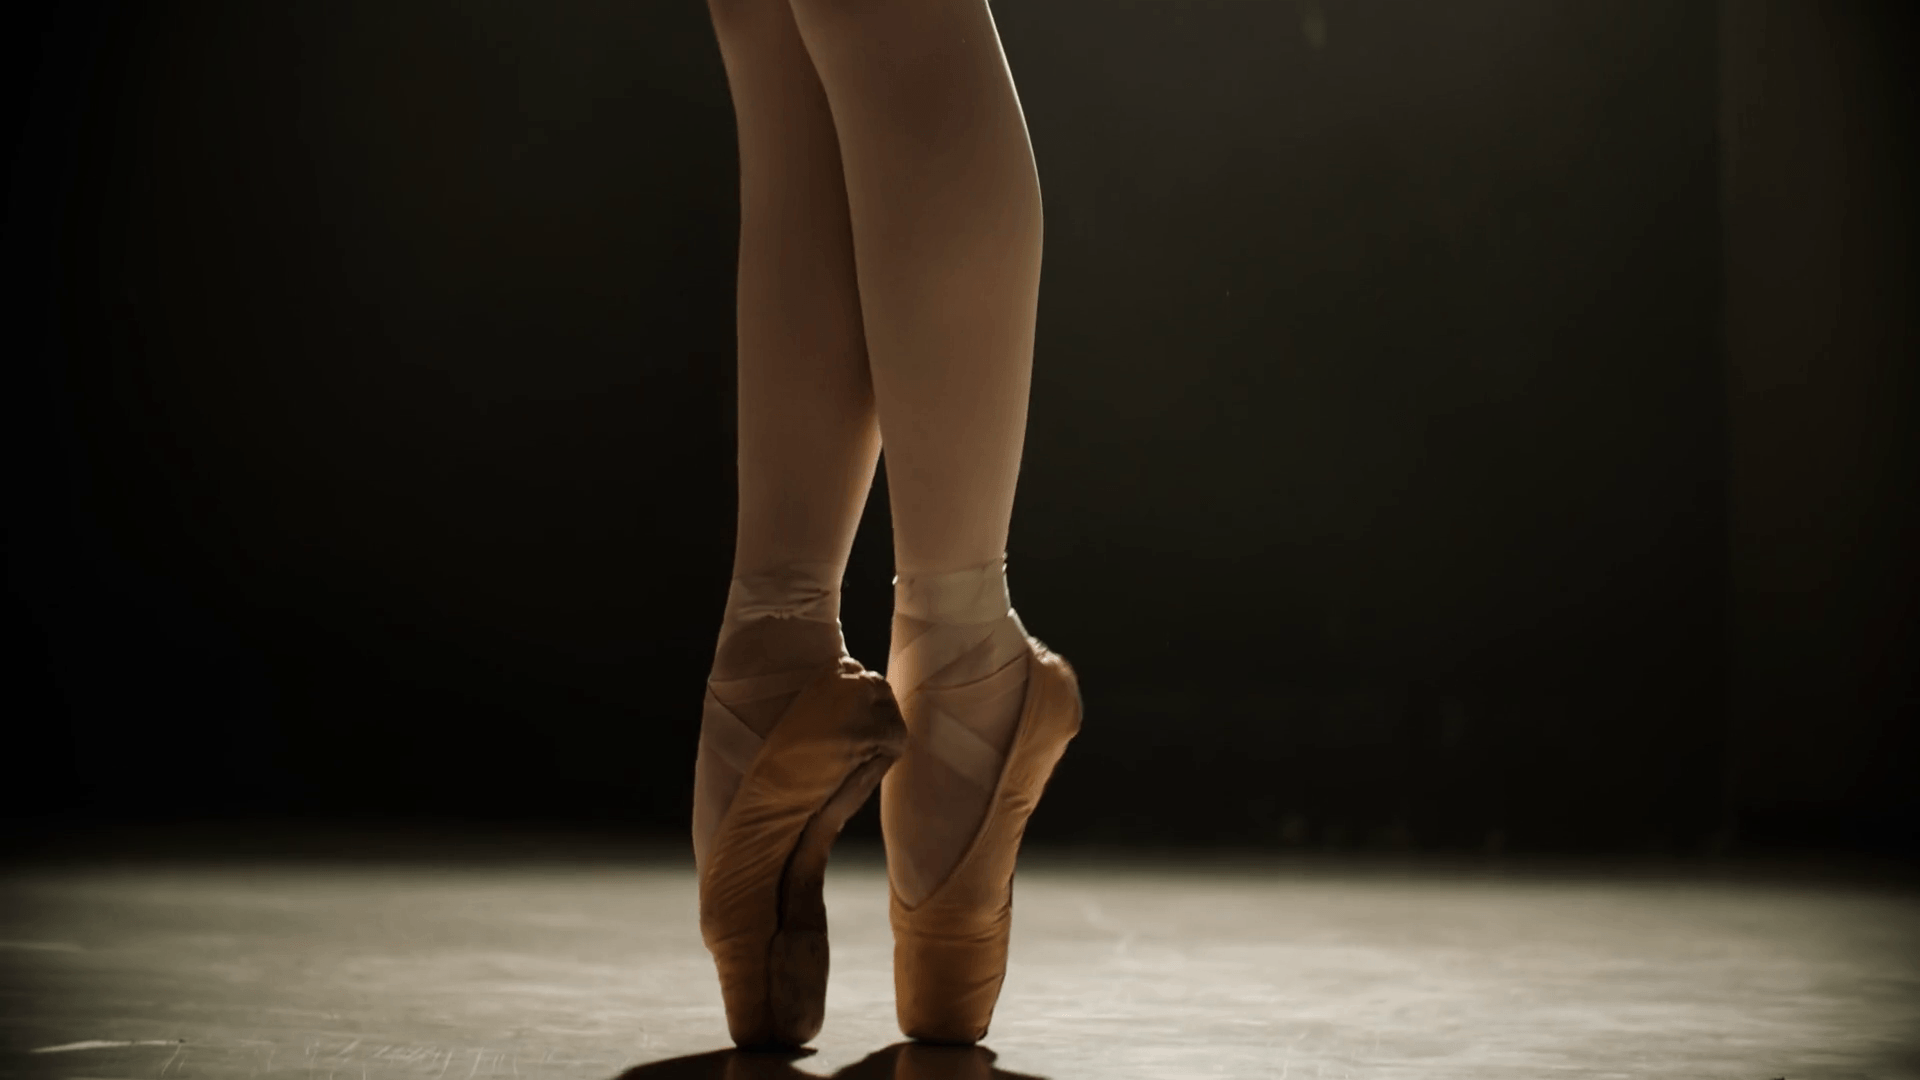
[7,0,1916,855]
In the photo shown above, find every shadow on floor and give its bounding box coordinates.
[612,1043,1047,1080]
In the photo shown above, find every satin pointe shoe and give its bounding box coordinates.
[882,634,1082,1045]
[697,654,909,1048]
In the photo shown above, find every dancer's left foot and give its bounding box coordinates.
[881,558,1033,906]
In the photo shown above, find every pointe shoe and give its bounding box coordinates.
[884,636,1082,1045]
[699,654,908,1049]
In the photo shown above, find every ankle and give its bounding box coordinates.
[887,555,1030,706]
[711,560,849,683]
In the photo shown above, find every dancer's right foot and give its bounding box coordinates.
[693,562,851,874]
[693,561,909,1049]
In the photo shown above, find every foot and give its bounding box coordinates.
[693,563,852,875]
[882,558,1033,906]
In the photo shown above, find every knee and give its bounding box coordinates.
[785,0,969,54]
[783,0,889,26]
[705,0,792,41]
[706,0,885,37]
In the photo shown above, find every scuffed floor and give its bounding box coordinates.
[2,845,1915,1079]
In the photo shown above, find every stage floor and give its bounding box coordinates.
[3,842,1916,1079]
